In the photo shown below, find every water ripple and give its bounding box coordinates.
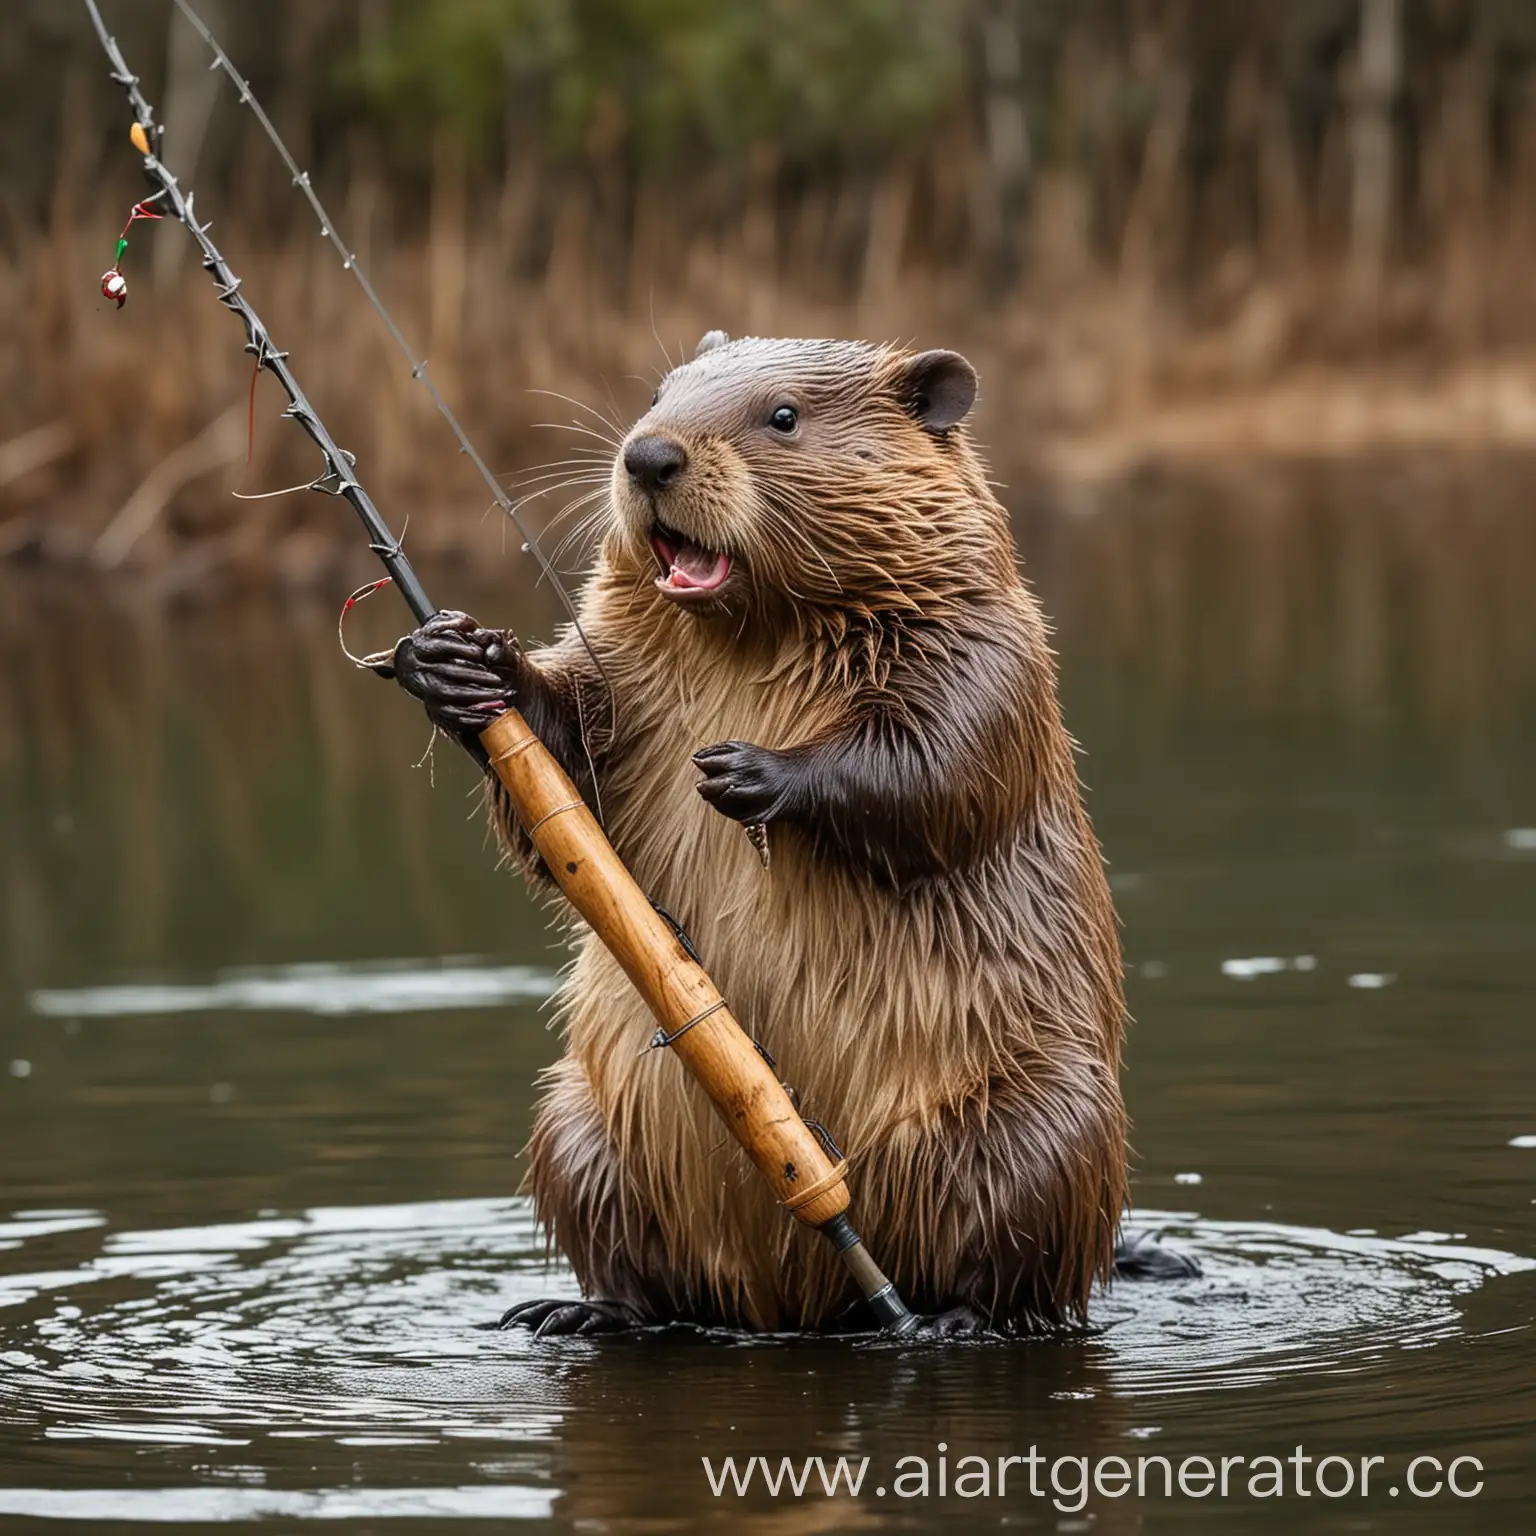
[1096,1214,1533,1396]
[0,1199,1527,1436]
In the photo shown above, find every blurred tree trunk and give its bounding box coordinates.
[428,128,467,397]
[154,0,227,291]
[1119,22,1190,297]
[971,0,1033,287]
[1347,0,1400,318]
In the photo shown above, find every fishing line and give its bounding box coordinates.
[161,0,614,703]
[336,577,397,669]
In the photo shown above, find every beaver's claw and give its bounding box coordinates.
[389,609,521,738]
[692,740,802,825]
[491,1296,644,1337]
[905,1304,993,1339]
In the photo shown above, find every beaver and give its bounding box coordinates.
[389,333,1143,1335]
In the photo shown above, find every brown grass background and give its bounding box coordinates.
[3,0,1536,597]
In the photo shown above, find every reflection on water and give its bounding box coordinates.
[2,463,1535,1529]
[29,959,560,1019]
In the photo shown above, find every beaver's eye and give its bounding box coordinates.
[651,389,660,407]
[769,405,798,434]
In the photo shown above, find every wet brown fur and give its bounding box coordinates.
[490,337,1128,1332]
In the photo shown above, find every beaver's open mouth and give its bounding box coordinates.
[649,520,732,598]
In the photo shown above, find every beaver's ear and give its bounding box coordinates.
[694,329,730,359]
[897,349,977,433]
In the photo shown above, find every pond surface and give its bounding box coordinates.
[2,461,1535,1532]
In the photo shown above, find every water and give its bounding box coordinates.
[2,462,1535,1531]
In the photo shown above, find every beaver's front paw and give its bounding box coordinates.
[387,609,522,738]
[692,740,804,825]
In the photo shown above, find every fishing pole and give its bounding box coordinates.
[82,0,917,1336]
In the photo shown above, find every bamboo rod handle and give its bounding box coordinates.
[479,708,851,1228]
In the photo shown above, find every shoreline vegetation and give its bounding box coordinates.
[5,0,1536,591]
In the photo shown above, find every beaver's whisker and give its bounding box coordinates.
[523,470,609,501]
[505,480,591,516]
[528,493,611,569]
[602,377,629,440]
[550,496,610,554]
[551,528,611,579]
[647,294,676,373]
[522,473,611,509]
[504,447,612,472]
[537,481,612,538]
[532,421,627,452]
[485,477,607,558]
[506,475,607,516]
[548,494,615,569]
[527,388,626,442]
[503,452,612,480]
[502,465,610,495]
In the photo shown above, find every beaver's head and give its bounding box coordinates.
[609,334,1006,625]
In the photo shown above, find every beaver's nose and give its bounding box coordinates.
[623,434,687,494]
